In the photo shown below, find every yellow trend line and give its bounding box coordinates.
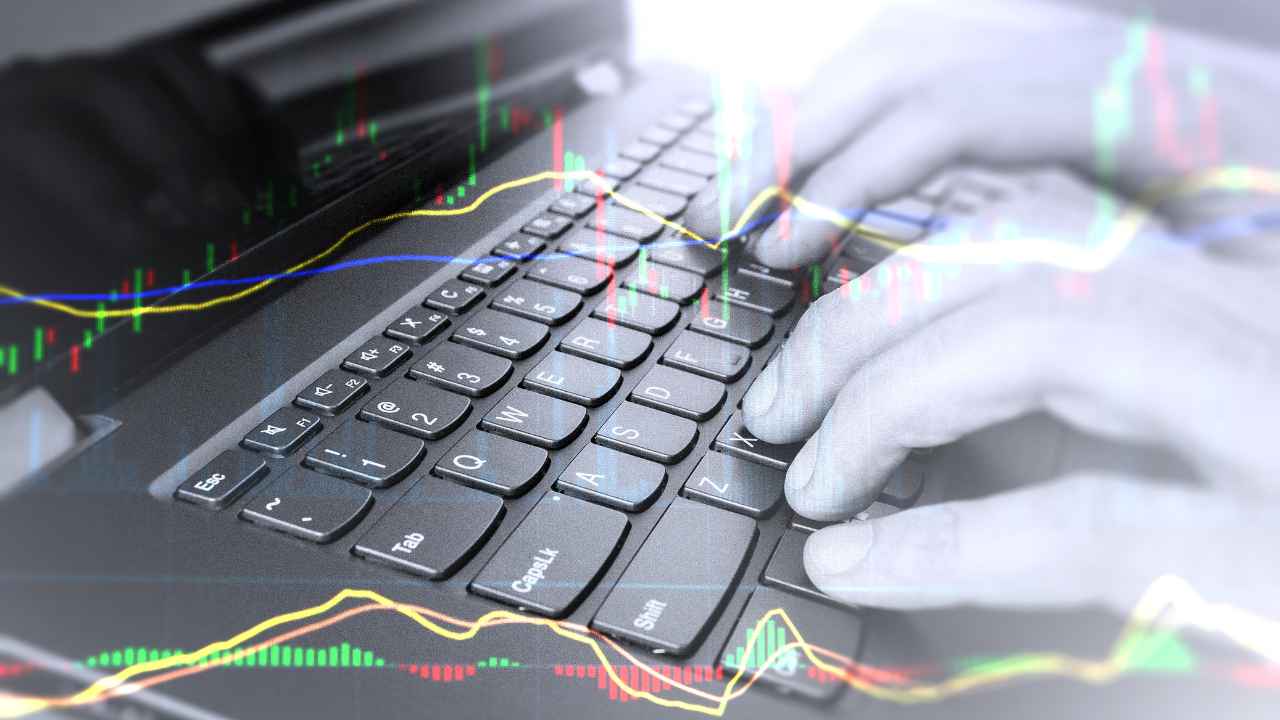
[3,574,1278,718]
[6,164,1277,322]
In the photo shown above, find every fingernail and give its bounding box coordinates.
[806,522,874,577]
[742,362,778,420]
[785,437,817,495]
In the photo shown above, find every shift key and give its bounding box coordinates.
[592,498,756,656]
[470,493,628,618]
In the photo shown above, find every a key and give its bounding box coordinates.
[713,414,802,471]
[304,420,425,488]
[640,126,679,147]
[341,337,413,376]
[585,206,664,243]
[480,388,587,449]
[459,258,517,287]
[434,430,549,497]
[738,262,799,289]
[548,192,597,219]
[572,174,621,197]
[558,318,652,369]
[522,351,621,407]
[619,141,661,163]
[423,278,485,314]
[594,402,698,464]
[622,261,704,305]
[471,492,628,618]
[689,305,773,348]
[658,149,717,179]
[761,530,831,604]
[242,407,321,456]
[661,330,751,382]
[174,449,267,510]
[629,365,725,421]
[353,475,504,579]
[492,233,545,261]
[240,468,373,543]
[602,158,642,180]
[294,369,368,415]
[521,213,573,239]
[712,274,794,318]
[435,427,550,497]
[636,167,705,198]
[591,498,755,656]
[558,230,640,267]
[409,343,511,397]
[649,238,725,277]
[719,588,862,702]
[591,293,679,335]
[384,307,450,344]
[555,445,666,512]
[682,450,783,518]
[452,309,548,360]
[820,260,871,296]
[491,279,582,326]
[615,185,687,219]
[358,379,471,440]
[527,256,612,295]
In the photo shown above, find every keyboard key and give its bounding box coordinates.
[682,450,783,518]
[659,112,699,132]
[460,258,517,287]
[555,445,666,512]
[527,256,613,295]
[592,294,679,335]
[649,238,725,276]
[294,369,368,415]
[615,185,687,219]
[658,149,717,179]
[762,530,831,604]
[640,126,680,147]
[471,492,628,617]
[452,309,548,360]
[622,262,704,304]
[720,588,861,702]
[591,498,755,656]
[594,402,697,464]
[689,305,773,348]
[521,213,573,239]
[678,99,713,117]
[548,192,597,219]
[636,167,705,198]
[492,233,545,261]
[491,279,582,325]
[712,274,794,318]
[629,365,724,421]
[174,449,267,510]
[572,174,621,197]
[620,141,661,163]
[841,234,894,268]
[679,133,716,156]
[341,337,413,376]
[480,388,587,449]
[434,430,549,496]
[359,379,471,440]
[713,414,802,471]
[304,420,425,488]
[559,229,640,267]
[602,157,642,180]
[559,318,652,369]
[859,202,929,243]
[878,459,926,508]
[242,407,321,456]
[738,262,799,289]
[424,278,486,314]
[585,206,664,243]
[409,343,511,397]
[385,308,450,344]
[522,351,621,406]
[354,476,504,579]
[240,468,373,543]
[661,330,751,382]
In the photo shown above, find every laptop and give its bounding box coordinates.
[0,1,1257,718]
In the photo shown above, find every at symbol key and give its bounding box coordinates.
[359,379,471,440]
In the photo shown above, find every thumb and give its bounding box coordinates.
[803,473,1280,616]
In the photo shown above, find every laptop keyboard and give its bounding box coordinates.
[170,97,946,703]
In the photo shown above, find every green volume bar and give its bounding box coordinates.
[33,326,42,363]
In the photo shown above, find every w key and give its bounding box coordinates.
[481,388,587,449]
